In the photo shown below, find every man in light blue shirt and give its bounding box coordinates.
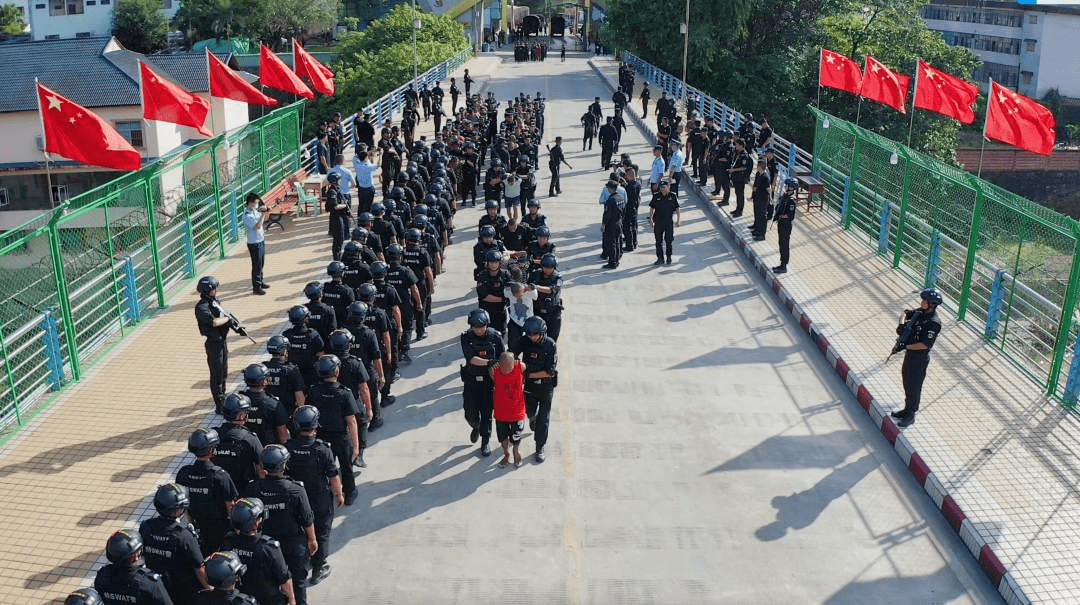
[598,181,627,206]
[649,145,666,194]
[668,142,685,195]
[352,148,380,214]
[242,192,268,295]
[328,153,354,203]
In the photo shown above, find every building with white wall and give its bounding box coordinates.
[920,1,1080,99]
[0,37,249,229]
[24,0,177,41]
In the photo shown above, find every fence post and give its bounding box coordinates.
[258,124,270,194]
[120,255,141,324]
[733,112,741,131]
[0,326,22,425]
[182,214,196,278]
[787,143,798,173]
[228,191,239,243]
[39,310,64,391]
[956,183,985,321]
[840,177,851,226]
[924,229,941,288]
[892,159,914,269]
[1046,222,1080,396]
[210,143,226,259]
[984,269,1005,339]
[46,212,79,381]
[877,199,890,254]
[1063,332,1080,406]
[841,135,862,230]
[142,176,166,308]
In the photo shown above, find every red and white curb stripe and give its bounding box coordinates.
[586,57,1031,605]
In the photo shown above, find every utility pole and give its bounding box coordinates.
[680,0,689,102]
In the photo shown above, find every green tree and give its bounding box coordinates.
[176,0,340,47]
[0,4,26,36]
[112,0,169,53]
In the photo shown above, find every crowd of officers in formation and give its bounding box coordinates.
[63,81,563,605]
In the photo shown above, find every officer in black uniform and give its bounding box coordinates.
[195,276,233,414]
[344,301,386,420]
[241,363,290,445]
[385,244,424,364]
[527,253,564,342]
[368,266,403,402]
[709,129,733,203]
[649,179,681,265]
[890,289,943,428]
[727,139,753,217]
[308,355,361,505]
[546,136,571,197]
[403,229,436,341]
[177,428,238,554]
[622,167,641,251]
[63,588,102,605]
[473,225,507,269]
[355,287,395,410]
[322,261,355,326]
[341,240,373,290]
[94,530,174,605]
[598,117,617,169]
[283,306,325,388]
[525,226,555,268]
[328,329,372,452]
[475,249,511,336]
[221,497,295,605]
[196,551,258,604]
[600,180,624,269]
[521,200,547,230]
[302,282,337,346]
[324,172,351,261]
[511,316,558,463]
[285,405,344,585]
[139,483,211,602]
[242,445,316,605]
[264,335,306,416]
[772,178,798,274]
[460,309,505,457]
[212,394,264,491]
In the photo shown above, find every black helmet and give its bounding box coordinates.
[523,316,547,336]
[329,329,354,352]
[187,428,220,457]
[467,309,490,327]
[484,249,503,264]
[384,199,397,212]
[292,405,320,431]
[415,204,430,217]
[390,186,405,200]
[260,444,290,473]
[64,588,103,605]
[327,261,346,276]
[386,244,404,261]
[920,288,943,306]
[413,215,429,229]
[406,228,422,242]
[288,305,310,325]
[484,200,499,210]
[105,529,143,565]
[744,112,754,121]
[425,193,439,205]
[536,226,550,238]
[326,172,341,184]
[229,497,267,533]
[316,354,341,378]
[783,177,798,189]
[540,253,557,268]
[356,283,377,302]
[351,227,369,242]
[343,240,361,257]
[243,363,269,386]
[196,276,219,294]
[527,199,540,209]
[371,202,385,215]
[204,551,247,589]
[480,225,497,239]
[359,212,374,224]
[347,301,369,322]
[221,393,254,421]
[266,334,289,355]
[303,281,323,300]
[371,261,389,279]
[153,483,190,517]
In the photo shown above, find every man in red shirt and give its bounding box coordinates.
[490,352,527,467]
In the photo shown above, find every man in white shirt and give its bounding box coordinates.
[668,142,685,196]
[242,192,268,295]
[649,145,666,195]
[352,149,380,214]
[328,153,354,208]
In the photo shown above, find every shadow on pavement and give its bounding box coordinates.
[707,430,865,473]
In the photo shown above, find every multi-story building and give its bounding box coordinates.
[21,0,178,41]
[920,0,1080,99]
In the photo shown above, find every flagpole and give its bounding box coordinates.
[978,77,992,179]
[34,79,57,209]
[855,97,863,127]
[816,48,822,107]
[907,59,919,148]
[205,49,219,137]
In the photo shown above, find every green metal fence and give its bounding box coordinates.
[0,101,304,437]
[809,108,1080,402]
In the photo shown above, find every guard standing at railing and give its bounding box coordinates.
[890,289,943,428]
[640,83,650,116]
[728,139,752,217]
[772,178,798,274]
[195,276,232,414]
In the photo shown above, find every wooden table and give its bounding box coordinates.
[795,174,826,211]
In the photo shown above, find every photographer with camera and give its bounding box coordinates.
[889,288,943,428]
[243,192,270,295]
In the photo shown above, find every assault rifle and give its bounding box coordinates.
[887,308,924,363]
[212,300,256,344]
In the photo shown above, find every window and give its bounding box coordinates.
[1028,14,1038,24]
[34,3,45,8]
[0,188,8,208]
[44,34,59,40]
[114,121,144,148]
[75,31,92,37]
[51,185,67,204]
[1025,39,1036,52]
[1021,71,1033,85]
[49,0,83,15]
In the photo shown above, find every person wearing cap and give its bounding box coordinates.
[890,289,944,428]
[640,83,651,116]
[450,77,461,113]
[589,96,603,121]
[727,138,753,217]
[194,276,233,413]
[667,141,685,196]
[324,173,351,261]
[242,192,268,296]
[772,178,798,274]
[328,154,354,208]
[599,180,625,269]
[649,179,680,265]
[622,166,641,251]
[750,158,772,241]
[352,149,380,215]
[354,111,375,151]
[546,136,572,197]
[649,145,666,195]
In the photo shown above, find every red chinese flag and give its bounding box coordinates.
[36,83,141,171]
[293,40,335,96]
[859,55,911,113]
[141,61,211,136]
[985,81,1056,156]
[818,48,863,95]
[208,52,279,107]
[260,44,314,99]
[914,60,978,124]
